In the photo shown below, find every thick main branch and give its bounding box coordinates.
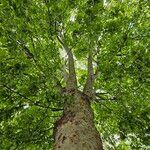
[83,49,95,98]
[57,36,77,91]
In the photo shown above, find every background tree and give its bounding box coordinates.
[0,0,149,149]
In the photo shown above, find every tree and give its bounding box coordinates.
[0,0,149,149]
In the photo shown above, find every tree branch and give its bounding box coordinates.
[57,36,77,91]
[2,85,63,111]
[83,48,95,98]
[60,62,69,84]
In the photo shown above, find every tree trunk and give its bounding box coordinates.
[54,91,103,150]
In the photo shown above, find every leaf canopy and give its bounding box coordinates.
[0,0,150,149]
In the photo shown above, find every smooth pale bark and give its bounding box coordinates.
[83,49,95,98]
[54,91,103,150]
[57,36,77,90]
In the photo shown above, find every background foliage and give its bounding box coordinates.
[0,0,150,149]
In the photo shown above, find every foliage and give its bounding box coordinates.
[0,0,149,149]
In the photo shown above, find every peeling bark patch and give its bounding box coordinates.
[74,121,79,125]
[73,134,76,137]
[65,111,76,123]
[62,136,67,143]
[58,133,62,140]
[55,111,75,129]
[70,137,74,142]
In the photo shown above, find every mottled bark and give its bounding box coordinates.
[54,91,103,150]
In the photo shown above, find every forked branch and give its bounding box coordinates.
[57,36,77,91]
